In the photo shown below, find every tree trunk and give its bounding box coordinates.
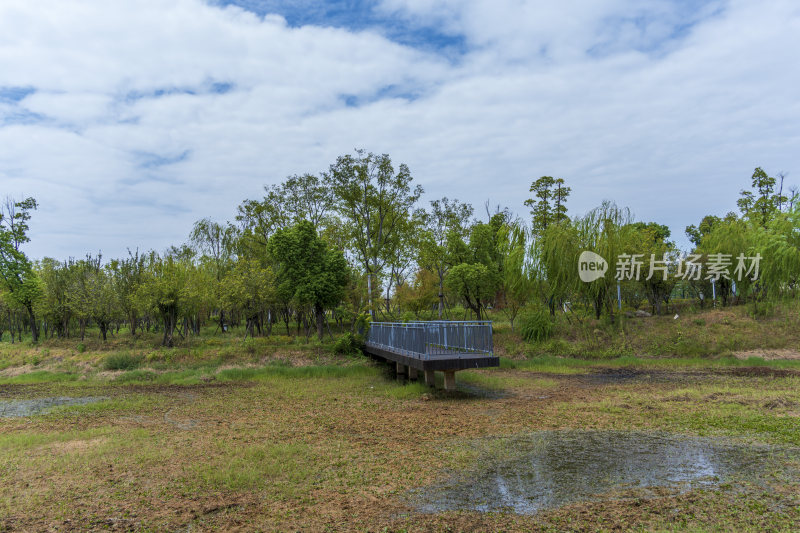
[315,304,324,341]
[367,270,374,319]
[438,277,444,319]
[26,305,38,343]
[161,306,176,347]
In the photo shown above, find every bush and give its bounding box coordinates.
[354,313,371,336]
[332,332,364,355]
[401,311,416,323]
[77,343,86,353]
[104,352,143,371]
[518,308,554,343]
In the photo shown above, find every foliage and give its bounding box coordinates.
[268,221,349,340]
[104,352,142,371]
[332,332,364,355]
[524,176,570,237]
[517,307,554,342]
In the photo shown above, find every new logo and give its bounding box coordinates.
[578,251,608,282]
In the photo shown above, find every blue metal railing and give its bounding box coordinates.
[365,321,493,360]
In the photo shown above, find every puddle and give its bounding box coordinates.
[411,430,799,514]
[0,397,107,418]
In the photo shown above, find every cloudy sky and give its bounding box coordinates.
[1,0,798,259]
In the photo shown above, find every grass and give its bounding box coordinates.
[1,303,799,529]
[1,357,799,530]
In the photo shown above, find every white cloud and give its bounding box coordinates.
[0,0,798,259]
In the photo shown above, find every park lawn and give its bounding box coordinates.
[1,356,799,531]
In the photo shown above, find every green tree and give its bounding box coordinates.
[0,197,41,342]
[417,197,473,318]
[445,263,497,320]
[330,149,422,318]
[497,223,534,331]
[628,222,677,315]
[268,221,349,340]
[524,176,570,237]
[737,167,787,227]
[133,254,188,347]
[190,218,236,332]
[108,250,146,336]
[220,259,275,338]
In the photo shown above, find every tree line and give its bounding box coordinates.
[1,151,798,345]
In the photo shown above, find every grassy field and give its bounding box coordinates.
[1,306,799,531]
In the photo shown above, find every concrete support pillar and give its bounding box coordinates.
[396,362,407,375]
[444,370,456,391]
[424,369,436,387]
[408,367,418,380]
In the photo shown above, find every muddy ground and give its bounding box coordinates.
[1,363,799,532]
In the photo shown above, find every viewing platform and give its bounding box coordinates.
[364,321,499,390]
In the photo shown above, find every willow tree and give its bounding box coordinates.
[497,223,535,330]
[537,218,581,316]
[699,217,758,305]
[584,203,635,319]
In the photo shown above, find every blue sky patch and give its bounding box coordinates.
[0,86,36,103]
[134,150,192,169]
[210,0,467,56]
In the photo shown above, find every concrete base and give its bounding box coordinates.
[444,370,456,391]
[396,362,407,375]
[424,369,436,387]
[408,367,418,380]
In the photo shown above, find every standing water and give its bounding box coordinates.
[0,397,106,418]
[412,430,798,514]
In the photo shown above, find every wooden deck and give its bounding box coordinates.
[363,342,500,372]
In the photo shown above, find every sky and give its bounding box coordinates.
[1,0,798,259]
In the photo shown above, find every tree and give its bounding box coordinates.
[85,267,120,341]
[629,222,677,315]
[524,176,570,237]
[108,249,146,336]
[190,218,236,332]
[37,257,74,338]
[575,202,634,320]
[268,221,349,340]
[134,254,189,347]
[738,167,787,227]
[497,223,534,331]
[220,259,275,338]
[0,197,41,342]
[330,149,423,318]
[444,216,506,320]
[418,198,473,318]
[445,263,497,320]
[282,173,336,229]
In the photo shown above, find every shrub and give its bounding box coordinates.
[104,352,142,371]
[332,332,364,355]
[77,343,86,354]
[401,311,416,323]
[354,313,371,336]
[518,308,554,343]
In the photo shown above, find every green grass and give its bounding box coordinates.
[385,381,430,399]
[458,370,558,390]
[193,441,315,494]
[103,352,143,370]
[0,370,79,384]
[498,354,800,373]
